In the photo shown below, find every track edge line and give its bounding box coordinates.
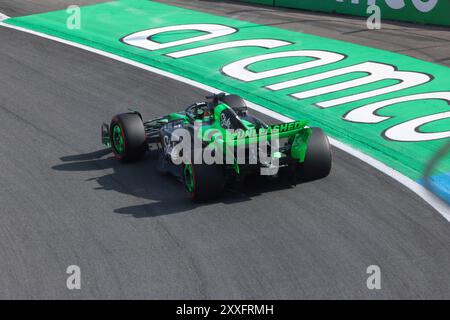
[0,12,9,21]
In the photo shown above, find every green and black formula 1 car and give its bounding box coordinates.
[101,93,332,201]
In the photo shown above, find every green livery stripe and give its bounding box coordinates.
[4,0,450,182]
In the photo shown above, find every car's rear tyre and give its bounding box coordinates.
[297,127,332,182]
[110,113,146,162]
[183,161,225,202]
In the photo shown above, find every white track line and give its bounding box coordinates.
[0,12,9,21]
[1,21,448,221]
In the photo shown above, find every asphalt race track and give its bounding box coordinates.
[0,0,449,299]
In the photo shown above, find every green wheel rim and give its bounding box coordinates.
[183,164,195,193]
[112,125,125,155]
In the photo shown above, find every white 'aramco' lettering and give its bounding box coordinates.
[222,50,345,82]
[345,92,450,123]
[384,0,406,9]
[267,62,430,108]
[123,22,446,142]
[368,0,438,12]
[411,0,439,13]
[167,39,291,58]
[385,111,450,141]
[122,24,236,51]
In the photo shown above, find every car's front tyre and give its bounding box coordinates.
[110,113,146,162]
